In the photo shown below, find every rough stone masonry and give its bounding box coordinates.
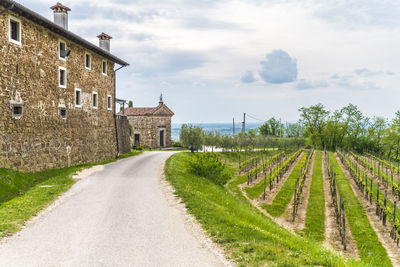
[0,2,129,171]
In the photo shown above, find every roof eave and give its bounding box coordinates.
[0,0,129,66]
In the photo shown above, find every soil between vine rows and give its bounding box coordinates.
[336,153,400,266]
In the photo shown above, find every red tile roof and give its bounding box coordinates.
[118,107,157,116]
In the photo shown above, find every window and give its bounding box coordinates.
[107,95,112,110]
[75,88,82,108]
[102,60,107,75]
[85,53,91,70]
[9,16,21,45]
[59,40,67,61]
[92,92,98,109]
[11,103,23,117]
[59,107,67,118]
[59,67,67,88]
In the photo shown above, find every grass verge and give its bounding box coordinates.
[262,153,307,217]
[165,152,360,266]
[303,151,325,241]
[329,152,391,266]
[0,150,142,238]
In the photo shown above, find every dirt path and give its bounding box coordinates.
[336,153,400,266]
[350,155,398,204]
[240,154,287,189]
[322,153,359,258]
[256,152,304,205]
[288,152,315,230]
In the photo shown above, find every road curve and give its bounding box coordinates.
[0,151,226,266]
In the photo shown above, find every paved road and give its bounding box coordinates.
[0,152,225,267]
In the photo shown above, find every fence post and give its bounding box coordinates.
[263,172,266,200]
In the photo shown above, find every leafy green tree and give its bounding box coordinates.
[128,100,133,108]
[179,124,204,152]
[299,103,329,148]
[259,122,271,136]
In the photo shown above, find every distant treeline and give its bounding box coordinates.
[179,103,400,160]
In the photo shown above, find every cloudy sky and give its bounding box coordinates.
[22,0,400,123]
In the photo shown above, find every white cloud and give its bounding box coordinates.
[19,0,400,122]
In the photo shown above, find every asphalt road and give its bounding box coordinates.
[0,152,226,267]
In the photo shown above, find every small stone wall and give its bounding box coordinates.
[116,117,131,154]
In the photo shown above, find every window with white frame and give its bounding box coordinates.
[59,40,67,61]
[9,15,21,45]
[59,67,67,88]
[102,60,107,75]
[85,53,91,70]
[92,92,98,109]
[107,95,112,110]
[75,88,82,108]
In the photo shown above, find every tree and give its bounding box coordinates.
[179,124,204,152]
[128,100,133,108]
[259,122,270,136]
[299,103,329,148]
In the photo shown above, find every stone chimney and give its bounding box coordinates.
[97,33,112,52]
[50,3,71,30]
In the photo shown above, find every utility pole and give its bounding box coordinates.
[280,118,282,138]
[242,113,246,135]
[233,118,235,136]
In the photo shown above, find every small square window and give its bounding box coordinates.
[59,41,67,60]
[85,53,91,70]
[75,88,82,108]
[59,67,67,88]
[60,107,67,118]
[9,16,21,45]
[92,92,98,109]
[107,95,112,111]
[102,61,107,75]
[12,104,23,117]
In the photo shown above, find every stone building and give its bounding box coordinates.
[0,1,129,171]
[119,96,174,148]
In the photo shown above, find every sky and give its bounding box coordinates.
[21,0,400,123]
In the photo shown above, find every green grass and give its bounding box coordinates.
[165,152,361,266]
[0,150,142,238]
[303,152,325,241]
[262,153,307,217]
[245,173,268,199]
[329,152,391,266]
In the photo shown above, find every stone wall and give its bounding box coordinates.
[116,117,131,154]
[0,9,118,171]
[127,115,172,148]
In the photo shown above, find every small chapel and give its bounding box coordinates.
[119,95,174,148]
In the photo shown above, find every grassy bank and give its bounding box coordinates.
[329,152,391,266]
[0,150,141,238]
[303,152,325,241]
[165,152,359,266]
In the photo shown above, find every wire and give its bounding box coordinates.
[246,113,268,123]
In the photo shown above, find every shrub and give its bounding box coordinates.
[187,153,231,185]
[135,145,144,151]
[172,141,182,147]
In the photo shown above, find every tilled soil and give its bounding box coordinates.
[322,153,359,259]
[336,153,400,266]
[350,155,398,206]
[257,152,304,205]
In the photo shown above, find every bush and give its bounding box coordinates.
[187,153,231,185]
[135,145,144,151]
[172,141,182,147]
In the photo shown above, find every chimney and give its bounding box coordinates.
[97,33,112,53]
[50,3,71,30]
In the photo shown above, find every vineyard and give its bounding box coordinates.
[222,147,400,266]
